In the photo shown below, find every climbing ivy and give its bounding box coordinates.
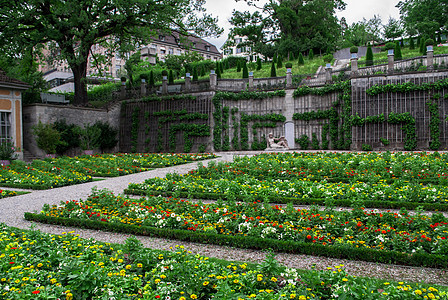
[231,108,239,150]
[130,107,140,153]
[428,94,441,150]
[293,81,347,97]
[321,123,329,150]
[366,78,448,96]
[222,107,230,151]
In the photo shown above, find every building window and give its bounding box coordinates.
[168,48,174,54]
[206,46,210,52]
[176,49,182,55]
[159,35,165,41]
[193,42,196,48]
[236,48,242,54]
[160,49,166,54]
[0,112,11,144]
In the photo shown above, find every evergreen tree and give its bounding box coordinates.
[308,49,314,60]
[298,53,305,65]
[365,45,374,66]
[216,65,221,79]
[273,54,277,64]
[236,60,241,72]
[394,41,402,61]
[256,57,262,70]
[277,55,283,68]
[168,70,174,84]
[270,61,277,77]
[220,61,224,74]
[200,65,205,77]
[419,37,426,55]
[409,37,415,50]
[437,33,442,44]
[242,61,249,78]
[149,70,154,87]
[400,37,404,48]
[193,67,198,82]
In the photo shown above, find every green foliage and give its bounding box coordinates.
[428,95,441,150]
[367,78,448,96]
[192,67,198,82]
[380,137,390,146]
[321,124,329,150]
[395,41,403,60]
[130,107,140,153]
[420,38,426,55]
[366,45,374,66]
[308,49,314,60]
[270,61,277,77]
[296,134,310,150]
[350,46,358,53]
[298,53,305,65]
[361,144,373,151]
[53,119,80,155]
[236,60,241,72]
[93,121,118,152]
[149,70,155,86]
[323,54,333,63]
[277,55,283,69]
[256,57,262,70]
[32,121,62,154]
[293,109,331,121]
[388,112,417,151]
[168,70,174,84]
[409,37,415,50]
[242,61,249,79]
[311,133,319,150]
[0,140,18,160]
[385,42,395,50]
[75,123,102,151]
[426,38,435,46]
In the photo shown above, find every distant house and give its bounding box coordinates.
[0,69,29,159]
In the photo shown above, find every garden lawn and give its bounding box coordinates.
[1,224,447,300]
[126,152,448,210]
[28,188,448,267]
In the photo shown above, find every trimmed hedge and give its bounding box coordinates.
[123,189,448,211]
[24,212,448,268]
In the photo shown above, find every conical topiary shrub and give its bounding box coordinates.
[242,61,249,78]
[270,61,277,77]
[298,53,304,65]
[394,41,402,61]
[366,45,373,66]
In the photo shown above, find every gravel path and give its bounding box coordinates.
[1,152,447,286]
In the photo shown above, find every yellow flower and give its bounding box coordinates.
[290,294,296,299]
[203,281,209,286]
[125,265,131,270]
[190,294,198,299]
[342,278,348,282]
[271,277,277,282]
[180,297,186,300]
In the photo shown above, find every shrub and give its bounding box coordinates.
[75,124,101,151]
[323,54,333,63]
[385,42,395,51]
[366,46,374,66]
[308,49,314,60]
[236,61,241,72]
[350,46,358,53]
[361,144,373,151]
[242,61,249,79]
[54,120,80,155]
[409,37,415,50]
[161,70,168,77]
[32,121,61,154]
[277,55,283,68]
[270,61,277,77]
[149,70,155,86]
[426,38,435,46]
[298,53,304,65]
[93,121,118,152]
[420,38,426,55]
[192,67,198,82]
[168,70,174,84]
[0,140,18,160]
[285,62,293,69]
[395,41,403,61]
[256,57,262,70]
[297,134,310,150]
[311,133,319,150]
[380,137,390,146]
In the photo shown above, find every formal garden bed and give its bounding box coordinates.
[0,153,216,189]
[1,224,447,300]
[125,152,448,211]
[26,187,448,268]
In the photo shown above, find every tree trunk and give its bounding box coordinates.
[71,61,88,106]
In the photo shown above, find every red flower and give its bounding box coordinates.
[155,296,161,299]
[32,290,40,294]
[306,235,312,240]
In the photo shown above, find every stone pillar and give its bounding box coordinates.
[120,80,126,99]
[427,45,434,71]
[286,68,292,88]
[387,49,394,74]
[350,54,358,77]
[140,79,147,97]
[325,64,332,84]
[162,76,168,94]
[248,72,254,90]
[209,70,217,91]
[185,73,191,92]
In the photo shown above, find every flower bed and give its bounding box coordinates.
[126,171,448,211]
[45,153,217,177]
[1,225,446,300]
[0,161,91,190]
[192,152,448,183]
[0,189,28,198]
[27,188,448,268]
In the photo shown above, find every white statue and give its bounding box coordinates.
[267,132,289,149]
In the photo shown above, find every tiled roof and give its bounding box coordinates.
[0,68,30,90]
[155,30,221,56]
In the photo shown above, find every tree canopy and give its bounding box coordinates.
[397,0,448,37]
[0,0,222,106]
[226,0,346,59]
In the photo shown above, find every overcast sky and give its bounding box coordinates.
[203,0,401,49]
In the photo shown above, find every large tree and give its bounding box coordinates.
[226,0,346,59]
[397,0,448,37]
[383,17,404,41]
[0,0,222,106]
